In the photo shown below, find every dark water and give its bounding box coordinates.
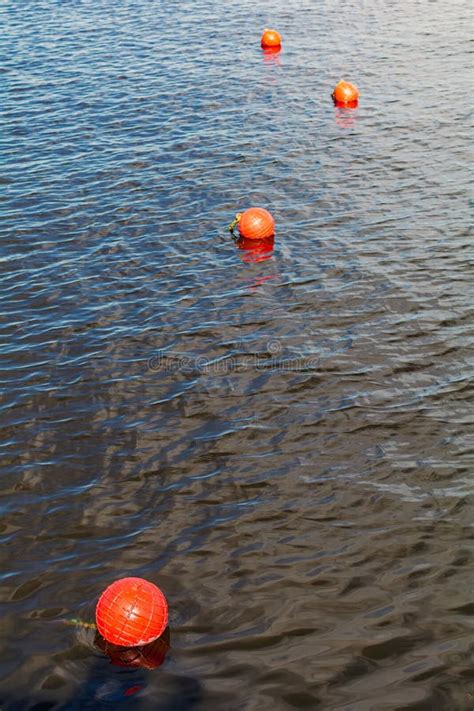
[1,0,473,709]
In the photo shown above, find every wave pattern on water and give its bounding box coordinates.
[1,0,473,709]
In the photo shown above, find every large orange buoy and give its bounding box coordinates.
[261,28,281,49]
[237,208,275,240]
[332,80,359,107]
[96,577,168,647]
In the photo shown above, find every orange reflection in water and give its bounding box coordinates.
[262,46,282,65]
[236,235,275,263]
[334,104,358,129]
[95,626,170,671]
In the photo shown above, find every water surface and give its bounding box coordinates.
[1,0,473,709]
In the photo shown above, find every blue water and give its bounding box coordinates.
[1,1,473,709]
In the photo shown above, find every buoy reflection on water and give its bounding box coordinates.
[95,626,170,670]
[237,235,275,263]
[334,105,358,129]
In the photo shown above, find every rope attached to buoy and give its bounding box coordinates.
[228,213,242,237]
[64,618,96,630]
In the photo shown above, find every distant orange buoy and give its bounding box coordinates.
[261,28,281,49]
[332,80,359,107]
[237,208,275,240]
[96,577,168,647]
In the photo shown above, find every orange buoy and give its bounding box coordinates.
[261,28,281,49]
[96,577,168,647]
[332,80,359,107]
[237,208,275,240]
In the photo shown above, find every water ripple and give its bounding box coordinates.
[1,0,472,709]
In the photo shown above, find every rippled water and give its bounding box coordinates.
[1,0,473,709]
